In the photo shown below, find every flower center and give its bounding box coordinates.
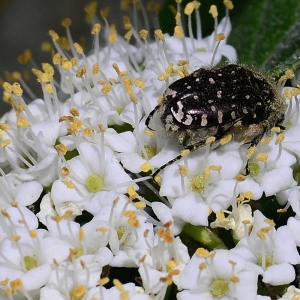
[190,175,205,193]
[210,278,229,297]
[257,254,273,269]
[69,285,85,300]
[247,161,260,177]
[115,106,123,114]
[24,255,37,270]
[85,174,104,193]
[117,227,129,246]
[142,145,157,160]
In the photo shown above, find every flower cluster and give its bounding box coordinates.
[0,1,300,299]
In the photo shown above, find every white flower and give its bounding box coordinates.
[279,285,300,300]
[178,248,262,300]
[233,210,300,285]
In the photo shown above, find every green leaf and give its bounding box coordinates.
[228,0,300,68]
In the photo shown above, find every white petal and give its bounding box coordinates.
[257,167,296,196]
[262,263,295,285]
[172,193,209,226]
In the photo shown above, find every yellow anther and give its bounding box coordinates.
[62,179,74,189]
[210,165,222,171]
[113,279,123,291]
[175,12,181,25]
[45,84,53,93]
[55,144,68,155]
[12,83,23,96]
[275,133,285,145]
[108,24,117,43]
[61,61,73,71]
[235,174,246,181]
[154,29,165,41]
[204,167,210,180]
[83,127,92,137]
[177,60,189,66]
[216,212,225,219]
[68,119,83,133]
[17,49,32,64]
[174,25,183,38]
[84,1,98,16]
[70,57,78,67]
[135,78,146,89]
[278,69,294,83]
[74,43,83,55]
[181,149,190,156]
[246,146,258,159]
[264,218,276,226]
[179,165,187,177]
[52,53,61,65]
[215,33,225,42]
[223,0,234,9]
[139,29,148,40]
[205,136,216,144]
[260,136,273,145]
[184,2,195,15]
[124,30,133,40]
[98,124,106,132]
[61,166,70,175]
[220,134,232,145]
[271,127,281,133]
[100,7,110,19]
[91,23,101,34]
[17,118,29,128]
[101,83,112,94]
[49,30,59,41]
[59,116,74,122]
[112,63,121,75]
[38,72,51,82]
[99,277,110,286]
[3,82,12,93]
[141,162,153,172]
[42,63,54,75]
[70,108,80,117]
[62,18,72,27]
[196,247,209,257]
[209,5,218,18]
[123,16,132,30]
[144,129,154,137]
[157,95,164,104]
[11,72,21,81]
[256,152,268,162]
[1,139,11,148]
[158,73,170,81]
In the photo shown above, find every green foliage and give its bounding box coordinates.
[159,0,300,71]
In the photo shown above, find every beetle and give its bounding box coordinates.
[146,64,286,181]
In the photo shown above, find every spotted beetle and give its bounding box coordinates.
[146,64,286,181]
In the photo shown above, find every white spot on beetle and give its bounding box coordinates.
[201,114,208,126]
[164,88,177,98]
[171,101,184,122]
[243,107,248,114]
[183,114,193,125]
[209,78,215,84]
[218,110,223,123]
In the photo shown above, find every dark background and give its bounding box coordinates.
[0,0,163,116]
